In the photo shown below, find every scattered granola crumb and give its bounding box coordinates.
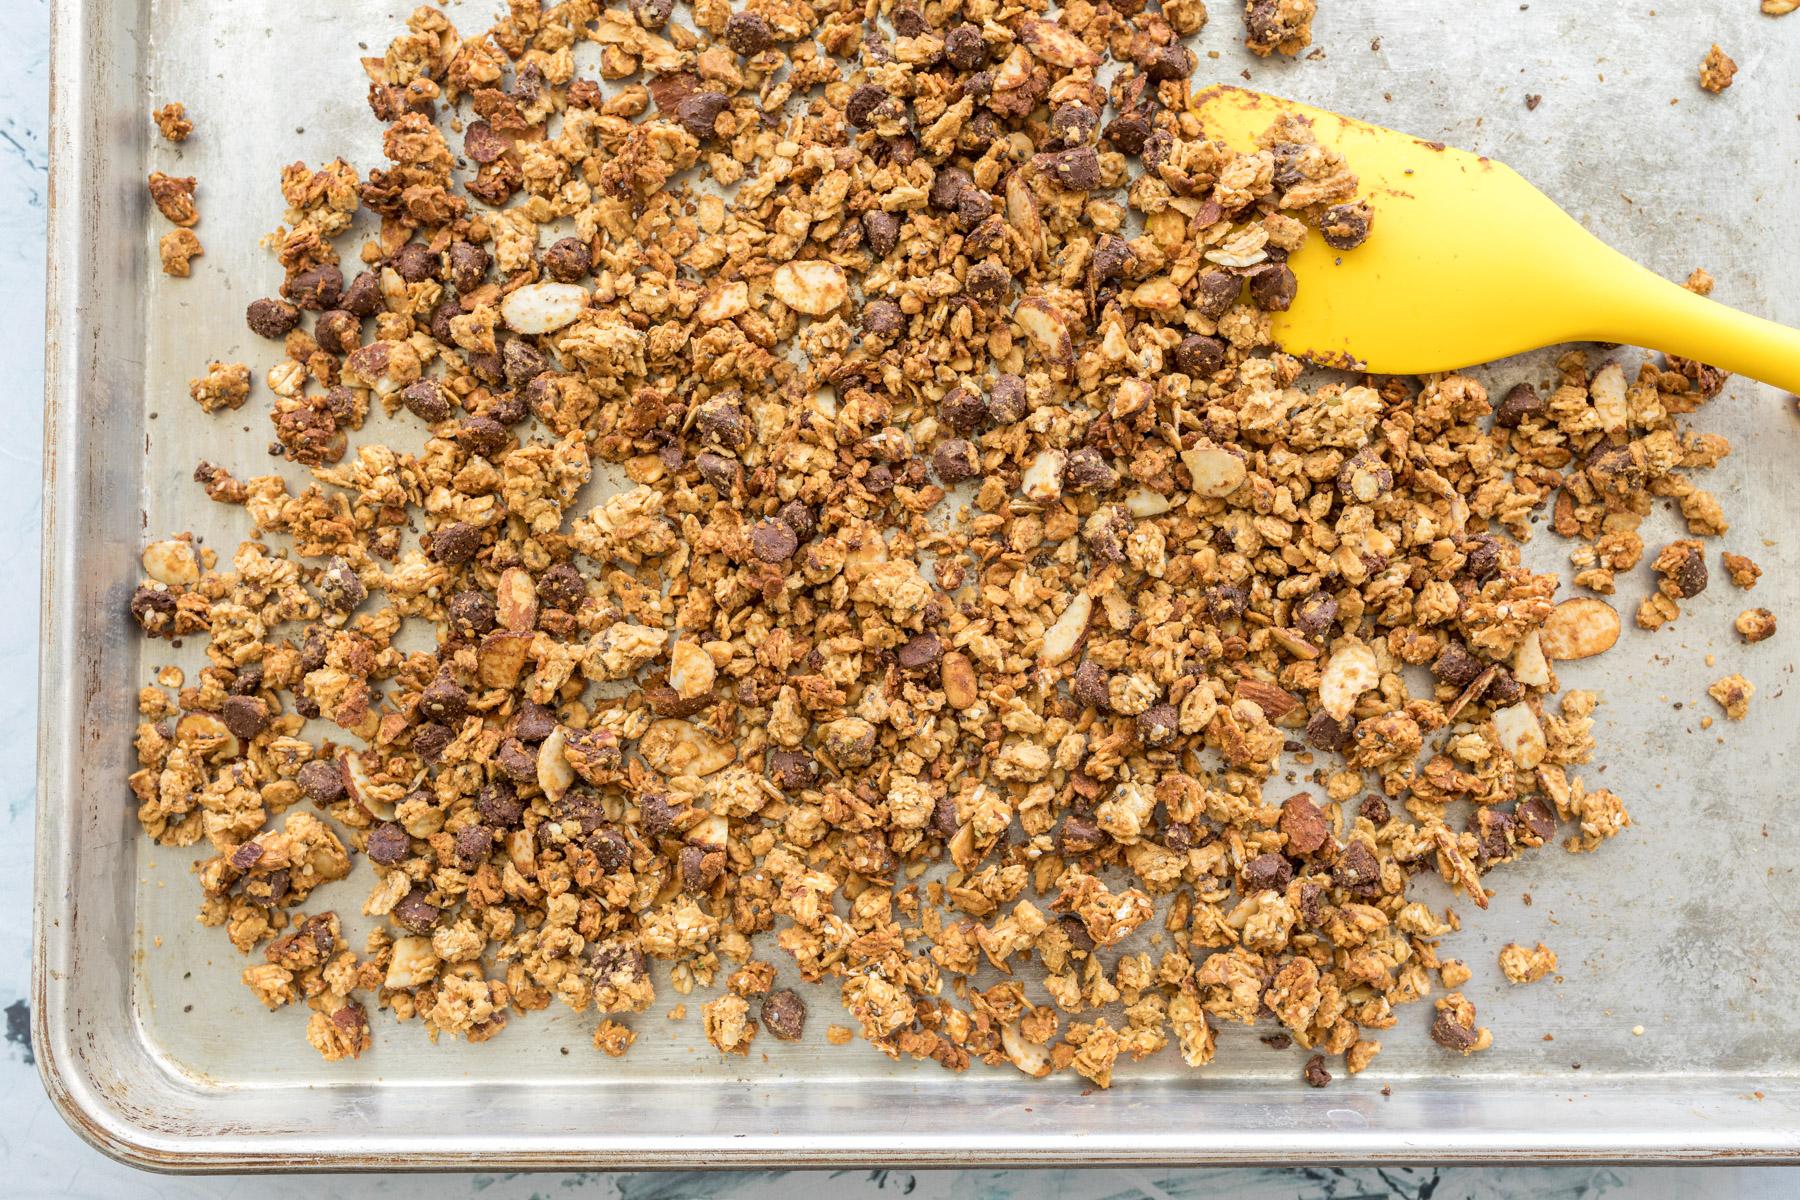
[1707,674,1755,720]
[152,102,193,143]
[1763,0,1797,15]
[158,228,203,277]
[1684,268,1715,296]
[1498,941,1558,984]
[1245,0,1317,56]
[1699,45,1739,93]
[666,1005,687,1022]
[1430,993,1493,1055]
[1439,959,1472,989]
[1722,552,1762,589]
[1525,94,1542,111]
[1735,608,1776,643]
[146,171,198,226]
[592,1019,636,1057]
[187,361,250,413]
[826,1025,855,1046]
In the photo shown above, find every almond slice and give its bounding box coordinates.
[669,639,716,699]
[1319,642,1379,720]
[142,539,200,586]
[1491,702,1547,769]
[500,281,588,334]
[1041,593,1092,665]
[1017,18,1101,67]
[1014,297,1073,365]
[1021,448,1067,502]
[1181,442,1247,498]
[771,261,848,316]
[1589,361,1628,437]
[1000,1019,1052,1077]
[1538,598,1621,660]
[537,726,575,803]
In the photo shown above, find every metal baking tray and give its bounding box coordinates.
[35,0,1800,1170]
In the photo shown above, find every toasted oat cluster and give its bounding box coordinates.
[128,2,1751,1088]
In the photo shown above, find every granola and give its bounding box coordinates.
[124,3,1759,1087]
[1699,45,1739,93]
[153,101,194,143]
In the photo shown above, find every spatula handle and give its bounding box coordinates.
[1585,258,1800,396]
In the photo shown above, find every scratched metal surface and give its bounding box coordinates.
[34,0,1800,1170]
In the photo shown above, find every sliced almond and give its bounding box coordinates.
[537,726,575,804]
[698,280,749,323]
[640,718,737,777]
[1538,598,1621,661]
[771,261,848,316]
[339,747,393,817]
[1021,448,1067,502]
[385,936,441,990]
[688,811,730,850]
[1111,378,1154,420]
[1014,297,1073,365]
[1041,593,1092,665]
[941,650,978,709]
[1589,361,1628,437]
[500,281,588,334]
[1018,17,1101,67]
[496,567,539,632]
[1000,1019,1053,1077]
[1127,277,1182,312]
[477,630,534,689]
[1512,630,1551,688]
[142,539,200,586]
[175,712,240,761]
[1181,442,1247,498]
[1490,702,1547,769]
[1319,642,1379,720]
[669,639,716,700]
[1124,488,1171,517]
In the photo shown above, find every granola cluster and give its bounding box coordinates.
[129,2,1757,1087]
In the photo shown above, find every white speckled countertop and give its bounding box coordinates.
[3,0,1796,1194]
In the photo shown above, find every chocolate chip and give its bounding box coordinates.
[537,562,586,611]
[220,695,270,742]
[724,11,772,55]
[679,843,725,892]
[986,374,1028,424]
[246,297,301,339]
[1072,659,1112,709]
[1666,545,1708,598]
[932,438,980,484]
[586,826,630,873]
[495,736,536,783]
[502,338,547,389]
[298,760,346,804]
[1083,505,1132,563]
[428,521,481,565]
[1293,593,1337,638]
[1248,262,1298,312]
[282,263,343,311]
[393,886,441,933]
[1484,667,1525,706]
[230,841,264,871]
[751,519,799,563]
[676,90,730,140]
[1136,702,1179,746]
[298,630,329,673]
[897,632,942,671]
[366,821,411,866]
[447,590,496,638]
[1050,102,1099,147]
[412,721,453,764]
[760,989,808,1040]
[846,84,889,129]
[1090,235,1132,283]
[505,701,553,745]
[695,451,742,492]
[954,187,994,232]
[229,663,264,696]
[1302,1055,1332,1088]
[1049,146,1101,191]
[1173,334,1226,377]
[402,378,453,423]
[939,386,987,433]
[459,416,509,458]
[1334,840,1380,891]
[964,261,1011,305]
[639,792,685,837]
[1516,797,1558,842]
[862,210,901,258]
[1064,447,1117,492]
[478,781,524,829]
[542,237,591,283]
[463,119,508,164]
[1144,45,1195,81]
[1304,710,1353,753]
[776,500,817,542]
[1104,111,1153,155]
[1194,270,1240,320]
[767,749,817,792]
[931,793,960,838]
[1059,914,1096,955]
[1360,795,1390,825]
[315,556,367,613]
[861,298,904,335]
[418,676,469,722]
[391,242,434,284]
[630,0,673,28]
[1432,641,1486,689]
[1431,1012,1481,1053]
[1207,583,1249,621]
[695,395,747,446]
[444,243,488,295]
[1280,794,1330,856]
[1320,202,1373,250]
[1242,851,1292,891]
[425,298,459,345]
[892,5,927,36]
[1493,382,1545,428]
[943,23,987,70]
[1463,534,1502,582]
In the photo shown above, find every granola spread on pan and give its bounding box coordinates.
[127,3,1760,1086]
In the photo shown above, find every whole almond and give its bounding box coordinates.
[941,651,978,709]
[496,567,539,632]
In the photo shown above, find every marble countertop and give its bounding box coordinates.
[3,0,1795,1194]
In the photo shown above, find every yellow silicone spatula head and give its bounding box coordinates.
[1189,85,1800,394]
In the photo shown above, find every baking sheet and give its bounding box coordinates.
[35,0,1800,1169]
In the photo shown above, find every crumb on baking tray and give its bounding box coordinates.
[1699,45,1739,93]
[1722,552,1761,589]
[1244,0,1316,56]
[1707,674,1755,719]
[120,3,1759,1085]
[1734,608,1776,643]
[152,102,193,143]
[1498,941,1557,984]
[159,228,202,277]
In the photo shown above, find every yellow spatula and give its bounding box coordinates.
[1191,85,1800,394]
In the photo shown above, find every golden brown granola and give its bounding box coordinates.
[159,227,204,277]
[153,101,194,143]
[1700,45,1739,93]
[1707,673,1754,720]
[1497,940,1557,984]
[125,4,1754,1084]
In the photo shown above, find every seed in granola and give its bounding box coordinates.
[1248,263,1297,311]
[1493,382,1545,428]
[1302,1055,1332,1088]
[932,438,981,485]
[418,676,469,723]
[282,263,343,311]
[219,695,270,743]
[760,989,807,1040]
[986,375,1029,424]
[297,759,347,805]
[1143,45,1196,81]
[365,821,412,866]
[1334,841,1380,892]
[542,237,592,283]
[393,886,441,934]
[1048,146,1101,192]
[314,309,361,356]
[427,521,482,565]
[939,386,988,434]
[750,520,799,564]
[1173,334,1226,378]
[1242,852,1293,891]
[245,297,300,339]
[1320,202,1374,250]
[723,11,772,55]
